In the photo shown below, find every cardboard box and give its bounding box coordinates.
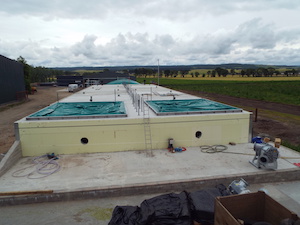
[214,191,299,225]
[275,138,281,148]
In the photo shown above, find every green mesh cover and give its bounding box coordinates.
[28,101,126,117]
[147,99,240,113]
[106,79,139,85]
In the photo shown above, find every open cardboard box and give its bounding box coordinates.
[214,191,299,225]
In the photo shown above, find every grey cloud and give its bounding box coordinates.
[276,28,300,44]
[222,47,300,66]
[196,34,235,54]
[1,15,300,67]
[105,33,159,59]
[71,35,98,58]
[171,30,236,57]
[154,34,175,48]
[0,0,110,19]
[235,18,276,49]
[2,0,300,21]
[66,27,300,66]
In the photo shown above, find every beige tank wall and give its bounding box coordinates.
[17,112,251,156]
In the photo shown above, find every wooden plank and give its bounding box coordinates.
[0,190,53,196]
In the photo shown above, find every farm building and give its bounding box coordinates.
[56,75,83,86]
[83,71,135,86]
[56,71,136,87]
[0,55,25,105]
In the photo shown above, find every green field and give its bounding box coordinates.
[137,78,300,106]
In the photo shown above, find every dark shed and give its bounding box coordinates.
[0,55,25,104]
[56,71,136,87]
[56,75,83,86]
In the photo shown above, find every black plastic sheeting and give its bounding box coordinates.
[138,191,191,225]
[108,185,229,225]
[188,185,230,225]
[108,206,140,225]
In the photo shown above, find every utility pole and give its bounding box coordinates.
[157,59,160,86]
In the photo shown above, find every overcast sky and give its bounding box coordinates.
[1,0,300,67]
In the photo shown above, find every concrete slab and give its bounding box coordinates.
[248,181,300,215]
[0,143,299,207]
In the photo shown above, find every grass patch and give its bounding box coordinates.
[256,110,300,124]
[140,75,300,81]
[187,74,300,81]
[282,140,300,153]
[74,207,113,221]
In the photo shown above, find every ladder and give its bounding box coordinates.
[143,94,153,157]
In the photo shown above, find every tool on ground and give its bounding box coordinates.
[228,178,250,195]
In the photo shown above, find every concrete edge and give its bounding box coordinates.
[0,141,22,177]
[0,167,299,206]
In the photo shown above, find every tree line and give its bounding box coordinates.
[134,67,299,78]
[17,56,66,93]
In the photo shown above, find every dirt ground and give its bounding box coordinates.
[0,86,299,155]
[0,86,73,154]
